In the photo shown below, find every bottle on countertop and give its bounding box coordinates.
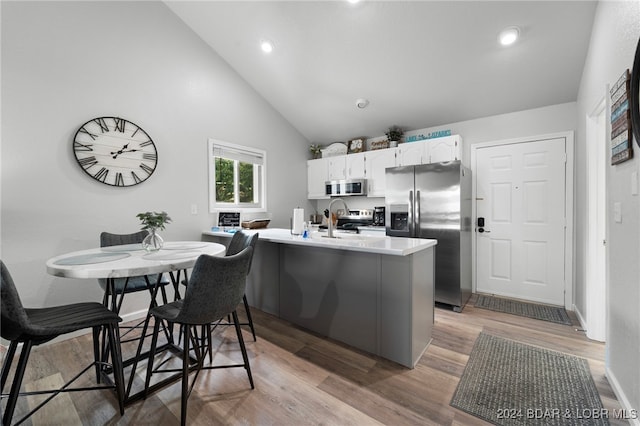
[302,222,310,239]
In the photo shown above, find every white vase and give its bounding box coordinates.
[389,140,398,148]
[142,229,164,252]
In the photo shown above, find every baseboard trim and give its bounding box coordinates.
[573,303,588,331]
[606,366,640,425]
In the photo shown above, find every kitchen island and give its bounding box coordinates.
[202,228,436,368]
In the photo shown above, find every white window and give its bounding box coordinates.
[208,139,266,212]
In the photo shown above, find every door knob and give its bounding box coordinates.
[477,217,490,233]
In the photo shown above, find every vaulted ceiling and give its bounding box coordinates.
[165,1,597,144]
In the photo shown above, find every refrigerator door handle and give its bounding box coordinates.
[409,190,414,237]
[415,190,421,238]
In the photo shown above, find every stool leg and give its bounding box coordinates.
[143,318,161,398]
[232,311,254,389]
[3,340,33,426]
[181,325,191,426]
[242,295,257,342]
[106,323,125,415]
[1,341,18,391]
[206,324,213,364]
[93,327,101,383]
[127,310,154,398]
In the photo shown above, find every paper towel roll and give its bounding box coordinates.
[292,208,304,235]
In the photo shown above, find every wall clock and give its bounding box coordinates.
[73,116,157,186]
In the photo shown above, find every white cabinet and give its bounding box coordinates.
[306,154,363,199]
[429,135,461,163]
[397,135,462,165]
[327,156,346,181]
[307,158,328,199]
[345,152,366,179]
[365,148,397,197]
[397,140,427,166]
[306,135,462,200]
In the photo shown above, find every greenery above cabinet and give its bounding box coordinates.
[307,135,462,199]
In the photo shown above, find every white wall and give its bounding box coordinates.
[575,0,640,415]
[406,102,577,163]
[313,102,577,215]
[1,1,309,317]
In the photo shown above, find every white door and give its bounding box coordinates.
[475,137,566,305]
[585,98,607,341]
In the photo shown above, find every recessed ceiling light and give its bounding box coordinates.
[498,26,520,46]
[355,98,369,109]
[347,0,361,4]
[260,39,274,53]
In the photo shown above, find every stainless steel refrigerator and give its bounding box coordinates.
[385,161,471,312]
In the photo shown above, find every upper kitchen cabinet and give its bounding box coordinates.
[396,140,426,166]
[429,135,461,163]
[306,136,462,199]
[365,148,397,197]
[345,152,366,179]
[306,154,363,199]
[397,135,462,166]
[327,156,346,181]
[307,158,329,199]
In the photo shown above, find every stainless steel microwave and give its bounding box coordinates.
[325,179,367,197]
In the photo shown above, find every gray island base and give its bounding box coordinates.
[203,228,436,368]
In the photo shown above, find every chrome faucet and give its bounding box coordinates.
[327,198,349,238]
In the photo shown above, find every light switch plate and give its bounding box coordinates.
[190,204,198,215]
[613,202,622,223]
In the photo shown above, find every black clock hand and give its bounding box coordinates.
[111,144,134,159]
[111,144,126,157]
[111,149,140,159]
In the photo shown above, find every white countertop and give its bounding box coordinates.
[202,228,436,256]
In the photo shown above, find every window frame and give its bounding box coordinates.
[208,139,267,213]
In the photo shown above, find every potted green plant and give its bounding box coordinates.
[136,211,172,251]
[385,125,404,147]
[309,143,322,159]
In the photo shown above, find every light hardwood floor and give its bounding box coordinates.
[1,295,625,425]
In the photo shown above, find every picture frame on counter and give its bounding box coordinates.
[217,211,240,227]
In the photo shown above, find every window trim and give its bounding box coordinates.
[208,139,267,213]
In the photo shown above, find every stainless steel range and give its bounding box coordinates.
[320,209,373,232]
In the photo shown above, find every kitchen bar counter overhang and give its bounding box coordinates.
[202,228,436,368]
[205,228,435,256]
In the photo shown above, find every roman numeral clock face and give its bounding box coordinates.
[73,117,158,187]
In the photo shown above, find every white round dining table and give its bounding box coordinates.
[46,240,228,404]
[46,241,226,279]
